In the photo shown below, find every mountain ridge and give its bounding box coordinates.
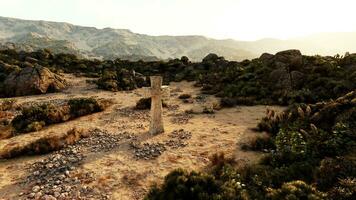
[1,16,356,61]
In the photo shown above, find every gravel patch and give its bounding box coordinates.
[169,113,193,125]
[76,129,136,152]
[131,142,166,160]
[21,146,109,200]
[165,129,192,149]
[116,107,149,120]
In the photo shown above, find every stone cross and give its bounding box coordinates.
[143,76,170,135]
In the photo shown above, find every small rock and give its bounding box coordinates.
[29,193,36,198]
[32,185,40,193]
[53,192,60,198]
[43,195,57,200]
[35,191,43,199]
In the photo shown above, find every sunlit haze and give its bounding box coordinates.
[1,0,356,41]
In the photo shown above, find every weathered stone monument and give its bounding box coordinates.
[143,76,170,135]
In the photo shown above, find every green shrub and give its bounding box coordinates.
[327,178,356,200]
[316,157,356,191]
[145,169,223,200]
[12,98,105,133]
[68,98,103,117]
[241,134,275,151]
[275,129,307,159]
[11,104,63,133]
[267,180,326,200]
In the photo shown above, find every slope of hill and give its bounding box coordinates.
[1,16,356,61]
[0,16,255,61]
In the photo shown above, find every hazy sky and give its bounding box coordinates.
[1,0,356,41]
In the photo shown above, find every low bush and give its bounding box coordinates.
[0,128,88,158]
[0,99,17,111]
[266,180,326,200]
[11,98,107,133]
[68,98,103,117]
[178,93,192,99]
[241,134,275,151]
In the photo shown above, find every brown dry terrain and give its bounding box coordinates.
[0,74,284,200]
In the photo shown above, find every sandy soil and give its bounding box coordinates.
[0,74,285,200]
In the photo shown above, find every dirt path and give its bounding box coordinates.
[0,74,285,200]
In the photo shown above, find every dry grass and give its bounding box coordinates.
[0,128,88,159]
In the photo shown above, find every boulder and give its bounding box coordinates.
[259,53,274,62]
[202,53,219,62]
[269,68,305,90]
[2,65,67,97]
[274,49,303,69]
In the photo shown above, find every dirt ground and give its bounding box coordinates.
[0,74,285,200]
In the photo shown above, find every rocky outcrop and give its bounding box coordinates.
[274,49,303,69]
[97,68,148,91]
[2,65,67,97]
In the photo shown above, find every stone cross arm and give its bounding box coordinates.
[142,85,170,100]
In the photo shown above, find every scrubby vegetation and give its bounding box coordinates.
[1,48,355,105]
[1,48,355,199]
[97,50,355,106]
[0,128,88,159]
[0,99,17,111]
[11,98,108,133]
[146,91,356,200]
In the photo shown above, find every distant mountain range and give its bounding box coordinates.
[1,16,356,61]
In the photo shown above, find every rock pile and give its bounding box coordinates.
[17,128,137,199]
[22,146,109,200]
[130,129,192,160]
[76,129,136,153]
[165,129,192,149]
[117,107,150,120]
[131,142,166,160]
[169,113,193,125]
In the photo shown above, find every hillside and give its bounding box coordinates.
[0,16,255,61]
[2,16,356,62]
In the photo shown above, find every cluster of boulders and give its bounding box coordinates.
[0,60,67,97]
[97,67,149,91]
[2,65,66,97]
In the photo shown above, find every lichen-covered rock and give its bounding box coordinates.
[2,65,66,97]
